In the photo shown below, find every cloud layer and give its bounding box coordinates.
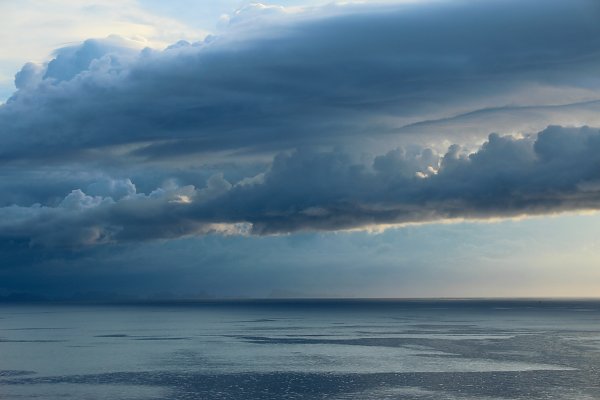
[2,0,600,251]
[2,0,600,163]
[3,126,600,248]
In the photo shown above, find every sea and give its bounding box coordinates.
[0,299,599,399]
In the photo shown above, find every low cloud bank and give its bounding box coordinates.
[2,126,600,247]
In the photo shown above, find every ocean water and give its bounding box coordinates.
[0,300,599,399]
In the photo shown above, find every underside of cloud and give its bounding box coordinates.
[2,125,600,247]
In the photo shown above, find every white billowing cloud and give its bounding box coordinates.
[0,177,250,247]
[0,0,207,101]
[86,178,137,200]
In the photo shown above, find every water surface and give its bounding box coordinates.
[1,299,599,399]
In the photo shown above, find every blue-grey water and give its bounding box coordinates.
[0,300,599,399]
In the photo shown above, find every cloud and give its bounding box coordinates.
[2,1,600,251]
[2,0,600,162]
[3,1,600,299]
[215,126,600,234]
[0,0,206,103]
[2,125,600,248]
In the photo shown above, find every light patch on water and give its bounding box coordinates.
[0,383,166,400]
[331,385,510,400]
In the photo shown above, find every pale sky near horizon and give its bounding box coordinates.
[1,0,600,299]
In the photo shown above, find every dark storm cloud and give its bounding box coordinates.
[2,0,600,161]
[3,125,600,247]
[2,0,600,253]
[201,126,600,234]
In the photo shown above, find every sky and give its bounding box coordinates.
[1,0,600,299]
